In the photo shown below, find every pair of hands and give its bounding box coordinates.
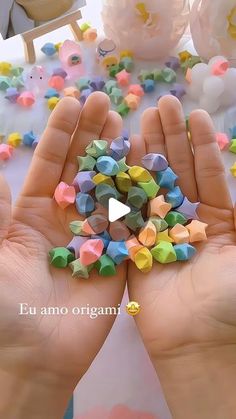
[0,92,236,418]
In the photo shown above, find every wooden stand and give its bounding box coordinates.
[21,9,84,64]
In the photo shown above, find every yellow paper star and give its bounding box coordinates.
[230,162,236,177]
[156,229,174,244]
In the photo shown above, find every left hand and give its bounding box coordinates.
[0,92,126,418]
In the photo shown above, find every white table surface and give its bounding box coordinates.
[0,1,236,418]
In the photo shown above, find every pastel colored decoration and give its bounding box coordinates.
[124,93,141,110]
[0,76,11,91]
[7,132,22,147]
[230,162,236,177]
[86,214,109,234]
[76,77,91,91]
[83,28,98,42]
[138,221,157,247]
[109,221,131,241]
[127,186,148,209]
[170,83,186,100]
[169,223,190,244]
[53,68,67,79]
[67,236,88,259]
[174,243,197,261]
[110,87,123,105]
[64,87,80,99]
[165,186,184,208]
[142,79,155,93]
[0,61,12,75]
[23,131,37,147]
[186,220,208,242]
[48,97,60,110]
[115,172,132,193]
[26,66,49,96]
[151,241,177,264]
[54,182,76,209]
[120,56,134,72]
[142,153,168,172]
[72,171,96,193]
[86,140,108,158]
[80,88,93,104]
[128,84,145,97]
[49,140,208,278]
[110,136,130,160]
[148,195,172,219]
[126,236,143,261]
[104,80,118,95]
[76,192,95,216]
[41,43,57,56]
[137,178,160,199]
[77,155,96,171]
[161,68,177,83]
[187,57,236,113]
[165,211,187,227]
[176,197,200,220]
[106,241,129,264]
[128,166,152,182]
[5,87,20,103]
[116,102,130,117]
[124,211,145,232]
[93,173,114,187]
[79,239,104,266]
[70,259,93,279]
[44,88,60,99]
[134,247,153,273]
[216,132,229,150]
[17,92,35,107]
[165,56,180,71]
[0,144,13,161]
[156,167,178,189]
[116,69,131,87]
[96,156,120,176]
[90,76,106,92]
[59,40,84,79]
[49,247,74,268]
[48,75,65,90]
[95,254,116,276]
[229,139,236,154]
[95,184,119,207]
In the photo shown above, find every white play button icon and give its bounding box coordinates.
[108,198,131,222]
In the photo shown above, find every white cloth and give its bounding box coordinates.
[0,0,80,39]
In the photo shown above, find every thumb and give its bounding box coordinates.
[0,174,11,243]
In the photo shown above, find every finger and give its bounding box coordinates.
[127,134,146,167]
[100,110,123,141]
[20,97,81,198]
[141,107,166,156]
[0,174,11,243]
[158,95,198,202]
[190,109,232,209]
[62,92,110,184]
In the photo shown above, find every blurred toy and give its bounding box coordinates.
[48,97,60,110]
[0,144,13,161]
[97,38,119,69]
[0,62,12,76]
[59,40,85,79]
[102,0,190,60]
[5,87,20,103]
[25,66,49,96]
[7,132,22,147]
[187,56,236,113]
[190,0,236,61]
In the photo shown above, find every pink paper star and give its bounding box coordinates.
[116,69,131,87]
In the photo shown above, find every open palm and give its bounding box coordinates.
[0,93,126,387]
[128,96,236,361]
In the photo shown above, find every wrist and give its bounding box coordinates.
[154,344,236,419]
[0,368,76,419]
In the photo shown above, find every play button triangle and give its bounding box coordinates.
[108,198,131,222]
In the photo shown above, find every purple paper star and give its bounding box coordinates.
[165,56,180,71]
[90,76,106,92]
[170,83,186,100]
[176,197,200,220]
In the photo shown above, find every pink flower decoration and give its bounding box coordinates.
[76,405,157,419]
